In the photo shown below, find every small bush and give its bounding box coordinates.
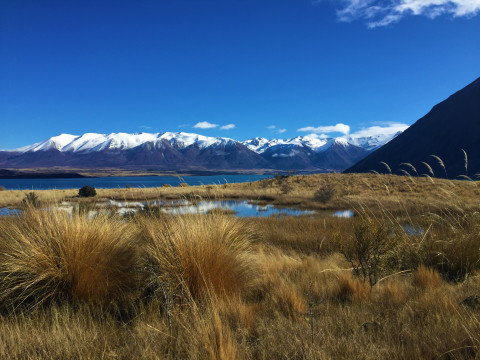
[336,217,397,287]
[313,183,337,203]
[78,186,96,198]
[178,182,189,187]
[22,192,40,208]
[162,184,172,188]
[0,186,5,191]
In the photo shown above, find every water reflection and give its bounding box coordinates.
[332,210,354,218]
[0,208,21,216]
[113,199,315,217]
[404,224,424,236]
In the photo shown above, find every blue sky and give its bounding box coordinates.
[1,0,479,149]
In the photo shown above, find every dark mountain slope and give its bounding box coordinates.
[346,77,480,178]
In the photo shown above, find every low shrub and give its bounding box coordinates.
[336,217,398,287]
[22,192,40,208]
[313,183,337,203]
[78,186,96,198]
[0,186,5,191]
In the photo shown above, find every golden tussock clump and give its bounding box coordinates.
[332,273,370,303]
[0,205,143,311]
[140,214,258,301]
[412,265,443,289]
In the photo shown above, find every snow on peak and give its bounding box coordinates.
[15,134,79,153]
[334,137,349,147]
[11,127,407,155]
[241,137,270,152]
[13,131,237,154]
[159,132,228,149]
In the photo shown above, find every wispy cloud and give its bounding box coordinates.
[316,0,480,27]
[297,122,408,139]
[220,124,235,130]
[348,123,409,137]
[139,125,152,130]
[193,121,218,129]
[268,125,287,134]
[298,123,350,135]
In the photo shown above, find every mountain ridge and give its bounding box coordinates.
[0,130,403,172]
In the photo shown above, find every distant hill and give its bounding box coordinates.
[0,169,86,179]
[345,77,480,178]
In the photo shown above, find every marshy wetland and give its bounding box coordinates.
[1,172,480,359]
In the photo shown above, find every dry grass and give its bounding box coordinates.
[412,265,443,289]
[2,173,480,214]
[0,204,143,312]
[1,173,480,358]
[140,214,258,301]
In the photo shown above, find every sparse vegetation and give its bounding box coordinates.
[313,182,337,203]
[0,173,480,358]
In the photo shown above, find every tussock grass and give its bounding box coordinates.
[140,214,258,301]
[0,205,143,311]
[332,273,370,303]
[412,265,443,289]
[2,173,480,358]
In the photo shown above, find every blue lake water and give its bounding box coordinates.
[0,174,271,190]
[116,200,316,218]
[0,200,355,219]
[0,208,21,216]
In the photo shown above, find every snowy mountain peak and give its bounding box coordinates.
[2,128,407,172]
[159,132,231,149]
[15,134,79,153]
[13,129,403,155]
[12,132,240,154]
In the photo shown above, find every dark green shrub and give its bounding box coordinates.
[0,185,6,191]
[79,186,97,198]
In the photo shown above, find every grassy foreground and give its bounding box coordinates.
[1,174,480,359]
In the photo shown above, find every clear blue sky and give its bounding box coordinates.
[1,0,479,149]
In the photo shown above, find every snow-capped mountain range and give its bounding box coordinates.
[0,130,403,172]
